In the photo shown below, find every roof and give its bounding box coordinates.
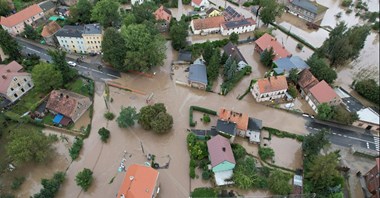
[223,6,244,21]
[222,18,256,30]
[41,21,61,37]
[298,69,319,91]
[39,1,55,12]
[46,89,92,122]
[188,62,208,85]
[216,119,237,136]
[207,135,236,167]
[356,108,380,125]
[117,164,159,198]
[83,23,102,34]
[178,50,192,62]
[192,16,225,30]
[273,56,309,74]
[49,15,65,21]
[290,0,328,14]
[55,25,84,38]
[293,175,303,187]
[206,7,219,15]
[255,33,291,60]
[154,5,172,22]
[334,87,364,112]
[257,75,288,94]
[223,42,247,64]
[0,4,43,27]
[219,108,249,131]
[192,0,205,6]
[364,158,380,194]
[0,61,29,93]
[309,80,339,104]
[248,117,262,131]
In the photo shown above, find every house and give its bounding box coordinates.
[223,42,248,70]
[254,33,291,60]
[46,89,92,126]
[41,21,61,46]
[131,0,144,5]
[55,6,70,17]
[223,6,244,21]
[221,18,256,36]
[191,0,209,9]
[190,15,225,35]
[246,117,262,144]
[297,69,318,97]
[117,164,160,198]
[251,76,288,102]
[0,4,44,35]
[206,7,221,17]
[353,108,380,133]
[82,24,103,54]
[273,56,309,76]
[207,135,236,186]
[0,61,34,103]
[219,108,248,136]
[215,119,237,142]
[362,158,380,198]
[154,5,172,32]
[286,0,328,23]
[188,59,208,89]
[306,80,341,113]
[38,1,56,16]
[177,50,192,64]
[334,87,364,113]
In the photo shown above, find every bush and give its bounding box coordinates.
[189,166,196,179]
[263,127,304,142]
[104,112,115,120]
[259,147,275,161]
[69,137,84,160]
[372,21,379,31]
[220,66,251,95]
[202,170,211,180]
[191,187,217,198]
[98,127,110,143]
[288,84,298,98]
[189,106,217,127]
[11,177,25,190]
[232,143,246,160]
[82,124,91,138]
[75,168,93,191]
[202,114,210,123]
[296,43,304,50]
[341,0,352,7]
[32,172,65,198]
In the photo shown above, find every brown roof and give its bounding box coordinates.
[257,75,288,94]
[154,5,172,22]
[219,108,249,131]
[0,4,43,27]
[192,16,225,30]
[364,158,380,194]
[298,69,319,92]
[41,21,61,37]
[207,135,236,168]
[0,61,28,93]
[255,33,291,60]
[309,80,339,104]
[46,89,92,122]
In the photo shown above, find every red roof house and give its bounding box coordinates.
[154,5,172,22]
[207,135,236,171]
[364,158,380,198]
[254,33,291,60]
[306,80,341,112]
[190,15,225,35]
[0,4,44,34]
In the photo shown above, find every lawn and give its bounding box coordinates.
[10,88,49,115]
[42,113,54,125]
[64,78,93,97]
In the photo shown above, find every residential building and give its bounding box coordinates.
[251,75,288,102]
[177,50,192,64]
[297,69,318,97]
[207,135,236,186]
[190,16,225,35]
[154,5,172,32]
[38,1,56,16]
[223,42,248,70]
[363,158,380,198]
[273,56,309,76]
[56,25,86,53]
[353,108,380,133]
[0,4,44,35]
[206,7,221,17]
[55,6,70,17]
[254,33,291,60]
[82,24,103,53]
[0,61,34,103]
[246,117,262,144]
[223,6,244,21]
[306,80,341,113]
[46,89,92,126]
[286,0,328,23]
[191,0,209,9]
[215,119,237,142]
[219,108,248,136]
[188,59,208,89]
[41,21,61,46]
[221,18,256,36]
[334,87,364,113]
[117,164,160,198]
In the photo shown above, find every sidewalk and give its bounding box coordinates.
[314,119,379,137]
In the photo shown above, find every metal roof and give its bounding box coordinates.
[222,18,255,29]
[357,108,380,125]
[83,23,102,34]
[224,6,241,19]
[247,117,262,131]
[290,0,327,14]
[55,25,84,38]
[273,56,309,74]
[216,119,236,136]
[188,63,208,85]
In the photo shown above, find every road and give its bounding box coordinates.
[305,119,380,152]
[16,38,121,81]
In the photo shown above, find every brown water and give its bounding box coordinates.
[268,136,303,170]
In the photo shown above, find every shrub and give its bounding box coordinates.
[32,172,65,198]
[220,66,251,95]
[202,170,211,180]
[263,127,304,142]
[259,147,275,161]
[189,166,196,179]
[296,43,304,50]
[202,114,211,123]
[232,143,246,160]
[11,177,25,190]
[191,187,217,198]
[69,137,84,160]
[341,0,352,7]
[98,127,110,143]
[75,168,93,191]
[104,112,115,120]
[82,124,91,138]
[288,85,298,98]
[189,106,217,127]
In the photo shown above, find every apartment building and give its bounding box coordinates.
[82,24,102,53]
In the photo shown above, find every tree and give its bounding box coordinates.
[69,0,93,24]
[302,129,329,157]
[226,60,237,81]
[102,28,127,70]
[170,18,188,50]
[202,41,215,64]
[288,68,299,84]
[307,55,337,84]
[233,157,257,189]
[229,32,239,44]
[150,111,173,133]
[288,84,298,98]
[253,0,284,25]
[91,0,120,28]
[104,112,115,120]
[268,170,292,195]
[75,168,93,191]
[98,127,110,142]
[260,47,275,67]
[317,103,334,120]
[116,106,138,128]
[121,24,166,72]
[32,172,65,198]
[258,147,275,161]
[138,103,172,133]
[21,23,40,40]
[32,63,63,92]
[347,25,370,59]
[331,105,359,125]
[48,50,76,84]
[130,1,157,24]
[0,0,11,16]
[354,79,379,104]
[191,188,217,198]
[6,127,55,164]
[231,144,246,160]
[206,49,220,82]
[123,13,136,27]
[0,28,21,61]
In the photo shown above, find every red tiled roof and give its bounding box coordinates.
[257,75,288,94]
[192,16,225,30]
[255,33,291,60]
[364,157,380,194]
[192,0,203,6]
[0,61,27,93]
[41,21,61,37]
[0,4,43,27]
[309,80,339,104]
[207,135,236,167]
[154,5,172,22]
[219,108,249,131]
[298,69,319,91]
[117,164,159,198]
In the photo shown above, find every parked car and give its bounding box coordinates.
[67,61,77,67]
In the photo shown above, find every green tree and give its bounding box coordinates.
[102,28,127,70]
[231,144,246,160]
[253,0,284,25]
[258,147,275,161]
[0,0,11,16]
[302,129,329,157]
[91,0,120,28]
[229,32,239,44]
[307,55,337,84]
[170,18,188,50]
[6,127,55,164]
[75,168,93,191]
[191,187,217,198]
[32,63,63,92]
[317,103,334,120]
[332,105,359,125]
[206,49,220,82]
[288,68,299,84]
[48,50,76,84]
[123,13,136,27]
[21,23,40,40]
[131,1,157,23]
[138,103,170,131]
[347,25,370,59]
[98,127,110,142]
[226,60,237,80]
[288,84,298,98]
[202,41,214,64]
[0,28,21,61]
[69,0,93,24]
[116,106,138,128]
[104,112,115,120]
[233,157,257,189]
[150,112,173,133]
[268,170,292,195]
[354,79,379,104]
[260,47,275,67]
[32,172,65,198]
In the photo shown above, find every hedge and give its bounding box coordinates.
[227,0,239,6]
[69,137,84,160]
[186,39,230,58]
[189,106,217,127]
[238,79,256,100]
[263,127,304,142]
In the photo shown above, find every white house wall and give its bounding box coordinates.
[221,24,256,36]
[251,83,287,102]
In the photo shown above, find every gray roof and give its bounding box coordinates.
[223,6,241,20]
[39,1,55,12]
[223,42,246,64]
[273,56,309,74]
[178,50,192,62]
[188,63,208,85]
[83,23,102,34]
[335,87,364,112]
[290,0,327,14]
[248,117,262,131]
[223,18,255,29]
[55,25,84,38]
[216,119,236,136]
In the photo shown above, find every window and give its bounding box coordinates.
[96,46,98,49]
[88,41,90,44]
[14,93,18,98]
[24,78,27,82]
[73,45,75,48]
[98,41,100,43]
[27,83,31,87]
[21,88,25,92]
[71,41,73,43]
[17,83,21,86]
[11,88,14,91]
[13,78,17,81]
[91,41,93,44]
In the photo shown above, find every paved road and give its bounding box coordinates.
[305,119,380,152]
[16,38,121,81]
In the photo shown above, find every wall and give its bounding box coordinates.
[251,83,287,102]
[3,12,44,35]
[83,33,103,53]
[57,36,86,53]
[5,75,34,102]
[221,24,256,36]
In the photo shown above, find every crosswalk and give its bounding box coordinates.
[374,136,380,151]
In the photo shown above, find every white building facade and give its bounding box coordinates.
[251,76,288,102]
[220,18,256,36]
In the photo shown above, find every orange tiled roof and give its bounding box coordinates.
[117,164,159,198]
[41,21,61,37]
[0,4,43,27]
[219,108,249,131]
[192,0,203,6]
[154,5,172,22]
[298,69,319,91]
[192,16,225,30]
[257,75,288,94]
[255,33,291,60]
[309,80,339,104]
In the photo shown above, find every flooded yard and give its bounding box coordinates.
[268,136,303,170]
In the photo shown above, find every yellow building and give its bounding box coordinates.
[82,24,103,54]
[206,7,221,17]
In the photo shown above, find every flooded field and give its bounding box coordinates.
[269,136,303,170]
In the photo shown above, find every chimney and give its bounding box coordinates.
[1,75,6,79]
[222,147,226,152]
[60,93,63,98]
[66,95,69,99]
[6,69,10,72]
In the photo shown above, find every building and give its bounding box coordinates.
[206,7,221,17]
[273,56,309,76]
[223,42,248,70]
[188,59,208,89]
[190,16,225,35]
[219,108,248,136]
[117,164,160,198]
[223,6,244,21]
[221,18,256,36]
[191,0,209,9]
[297,69,318,97]
[353,108,380,133]
[82,24,103,54]
[55,6,70,17]
[286,0,328,23]
[334,87,364,113]
[363,158,380,198]
[0,61,34,103]
[251,76,288,102]
[38,1,56,16]
[177,50,192,64]
[131,0,144,5]
[41,21,61,46]
[154,5,172,32]
[306,80,341,113]
[254,33,291,60]
[0,4,44,35]
[246,117,262,144]
[0,47,9,62]
[207,135,236,186]
[46,89,92,126]
[215,119,237,142]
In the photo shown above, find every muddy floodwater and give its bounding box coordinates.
[269,136,303,170]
